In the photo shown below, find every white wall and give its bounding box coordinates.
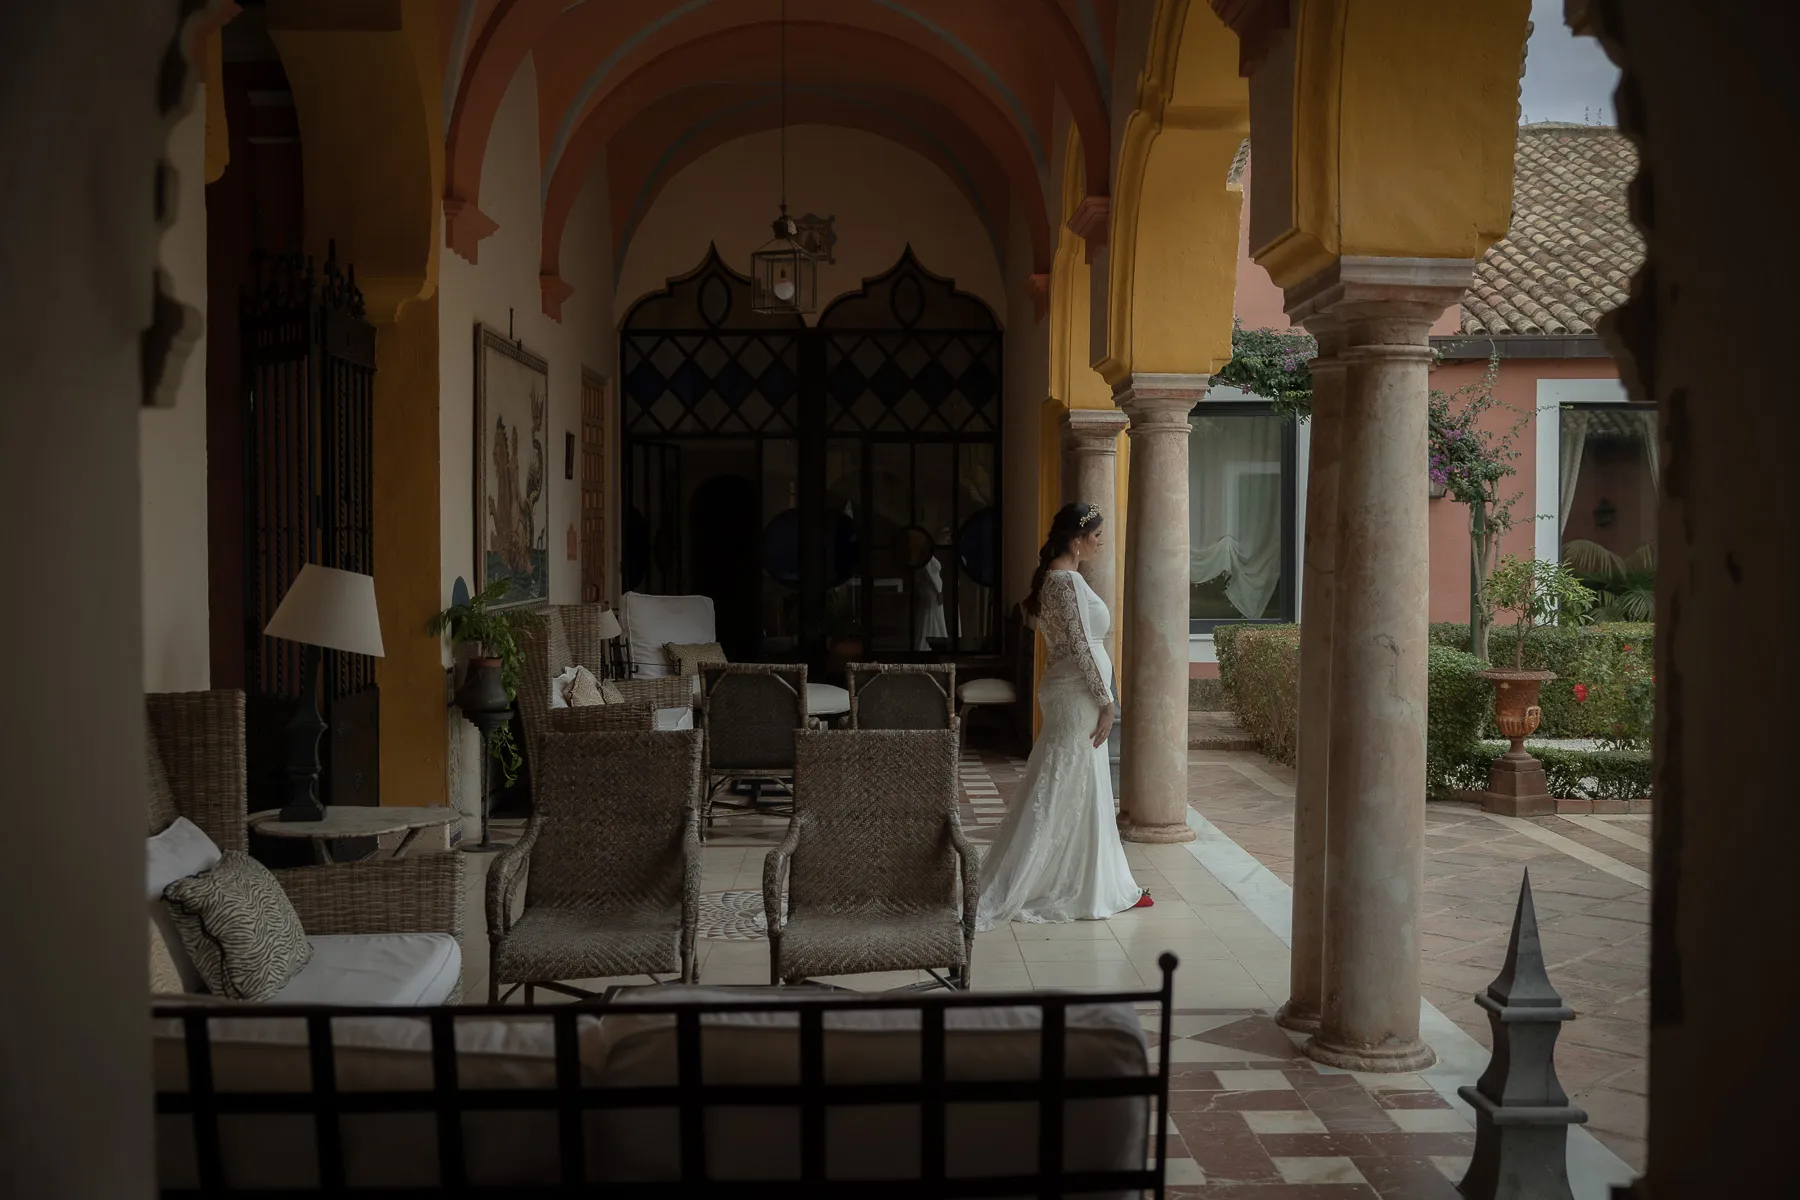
[614,126,1005,321]
[438,55,615,814]
[140,90,211,691]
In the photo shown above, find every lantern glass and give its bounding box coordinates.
[751,234,818,315]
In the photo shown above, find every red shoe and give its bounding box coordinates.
[1132,890,1154,909]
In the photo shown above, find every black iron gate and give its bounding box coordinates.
[620,246,1002,669]
[241,242,379,811]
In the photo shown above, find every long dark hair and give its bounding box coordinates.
[1024,501,1103,618]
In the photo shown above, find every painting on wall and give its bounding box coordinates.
[475,326,550,607]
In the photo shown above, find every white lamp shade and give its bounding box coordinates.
[592,607,622,640]
[264,565,386,658]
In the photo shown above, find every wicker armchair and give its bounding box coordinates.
[517,604,692,793]
[486,729,704,1000]
[846,663,957,730]
[699,663,808,830]
[145,690,466,993]
[763,728,977,989]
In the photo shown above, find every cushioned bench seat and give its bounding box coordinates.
[269,933,461,1007]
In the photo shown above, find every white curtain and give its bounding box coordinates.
[1559,409,1593,533]
[1189,414,1284,619]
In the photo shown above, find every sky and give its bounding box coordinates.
[1518,0,1620,125]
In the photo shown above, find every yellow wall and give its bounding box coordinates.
[615,126,1005,321]
[1251,0,1531,288]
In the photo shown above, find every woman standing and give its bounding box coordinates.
[976,502,1151,929]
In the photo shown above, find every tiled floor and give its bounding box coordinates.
[459,735,1647,1195]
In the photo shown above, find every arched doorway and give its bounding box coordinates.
[619,245,1003,667]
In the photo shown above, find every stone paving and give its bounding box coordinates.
[1188,747,1650,1172]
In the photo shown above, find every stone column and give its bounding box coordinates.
[1290,259,1473,1071]
[1062,407,1131,624]
[1116,378,1201,843]
[1277,318,1345,1034]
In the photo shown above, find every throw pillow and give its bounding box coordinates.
[163,852,314,1001]
[664,641,727,680]
[150,917,183,995]
[148,816,224,993]
[565,665,607,707]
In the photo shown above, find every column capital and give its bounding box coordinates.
[1283,256,1474,343]
[1063,406,1130,454]
[1114,373,1207,429]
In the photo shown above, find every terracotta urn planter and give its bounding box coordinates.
[1480,668,1557,752]
[1478,668,1557,818]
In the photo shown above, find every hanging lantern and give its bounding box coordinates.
[751,207,818,315]
[748,0,818,315]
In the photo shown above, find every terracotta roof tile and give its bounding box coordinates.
[1460,124,1643,336]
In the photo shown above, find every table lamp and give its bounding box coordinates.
[592,606,623,679]
[264,565,386,821]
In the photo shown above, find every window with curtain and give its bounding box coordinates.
[1189,404,1295,628]
[1559,404,1658,565]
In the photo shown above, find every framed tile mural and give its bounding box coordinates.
[474,326,550,607]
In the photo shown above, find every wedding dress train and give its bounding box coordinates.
[975,569,1142,929]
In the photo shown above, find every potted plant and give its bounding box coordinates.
[428,579,545,786]
[1481,555,1596,749]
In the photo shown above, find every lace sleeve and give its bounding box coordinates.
[1039,571,1113,705]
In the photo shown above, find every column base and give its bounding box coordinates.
[1303,1032,1437,1073]
[1481,752,1555,817]
[1275,1000,1321,1034]
[1118,819,1195,844]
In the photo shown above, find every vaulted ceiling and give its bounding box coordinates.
[439,0,1118,299]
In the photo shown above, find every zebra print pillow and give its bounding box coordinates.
[163,852,313,1001]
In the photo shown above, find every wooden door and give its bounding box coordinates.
[580,369,608,603]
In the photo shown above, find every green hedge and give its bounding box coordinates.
[1426,646,1491,793]
[1217,626,1491,791]
[1213,625,1302,765]
[1428,622,1653,738]
[1446,741,1653,801]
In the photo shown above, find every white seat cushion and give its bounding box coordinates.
[271,933,461,1006]
[957,677,1017,705]
[147,817,224,993]
[653,706,694,731]
[806,682,850,716]
[621,592,716,679]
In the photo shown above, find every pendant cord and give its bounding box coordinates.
[779,0,787,214]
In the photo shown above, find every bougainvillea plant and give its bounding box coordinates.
[1429,355,1535,661]
[1211,320,1318,421]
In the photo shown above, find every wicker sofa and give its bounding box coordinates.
[153,969,1177,1194]
[147,690,466,1005]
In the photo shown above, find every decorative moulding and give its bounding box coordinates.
[1208,0,1291,77]
[1066,195,1110,263]
[444,197,499,265]
[540,272,574,322]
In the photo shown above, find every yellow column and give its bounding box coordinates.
[271,0,446,805]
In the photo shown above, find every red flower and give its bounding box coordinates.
[1622,644,1633,653]
[1573,684,1589,702]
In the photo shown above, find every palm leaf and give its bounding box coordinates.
[1562,538,1625,578]
[1624,541,1658,574]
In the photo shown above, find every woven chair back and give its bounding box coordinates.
[527,729,702,911]
[846,663,956,730]
[701,664,807,773]
[146,690,250,853]
[788,728,961,912]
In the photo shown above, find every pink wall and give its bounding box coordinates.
[1425,357,1622,623]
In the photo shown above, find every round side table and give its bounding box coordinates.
[248,806,462,865]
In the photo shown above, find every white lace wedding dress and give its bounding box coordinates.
[975,568,1142,929]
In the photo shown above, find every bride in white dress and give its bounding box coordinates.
[976,502,1151,929]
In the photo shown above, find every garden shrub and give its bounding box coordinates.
[1214,625,1302,765]
[1426,646,1491,793]
[1449,740,1653,801]
[1217,624,1497,787]
[1426,622,1653,737]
